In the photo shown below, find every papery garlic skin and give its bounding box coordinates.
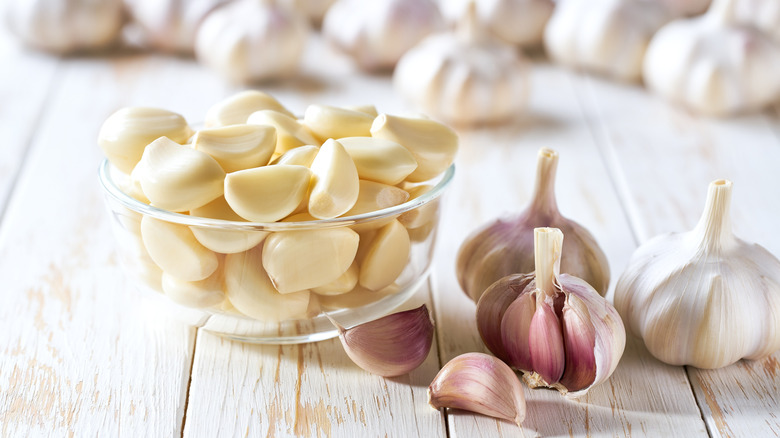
[195,0,310,83]
[322,0,443,71]
[438,0,554,47]
[456,148,610,302]
[614,180,780,369]
[5,0,124,54]
[394,3,530,125]
[544,0,671,81]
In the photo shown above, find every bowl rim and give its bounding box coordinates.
[98,158,455,231]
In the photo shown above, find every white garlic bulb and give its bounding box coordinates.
[614,180,780,369]
[716,0,780,42]
[4,0,124,53]
[654,0,712,16]
[322,0,443,71]
[544,0,671,81]
[394,3,529,125]
[643,0,780,116]
[279,0,337,25]
[123,0,233,53]
[438,0,554,47]
[195,0,310,83]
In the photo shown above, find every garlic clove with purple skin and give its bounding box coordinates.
[428,352,526,426]
[456,147,610,302]
[475,273,534,362]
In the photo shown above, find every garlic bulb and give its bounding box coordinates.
[456,148,610,302]
[332,305,434,377]
[643,0,780,116]
[485,228,625,396]
[195,0,310,83]
[714,0,780,42]
[428,352,526,425]
[438,0,554,47]
[393,3,529,125]
[614,180,780,369]
[544,0,671,81]
[279,0,336,25]
[322,0,443,71]
[123,0,232,53]
[654,0,712,16]
[4,0,124,54]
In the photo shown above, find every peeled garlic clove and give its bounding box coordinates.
[224,165,311,222]
[134,137,226,212]
[189,197,268,254]
[614,179,780,368]
[205,90,295,126]
[342,180,410,219]
[224,245,311,321]
[162,265,225,309]
[303,105,374,142]
[397,184,437,229]
[428,352,526,426]
[358,220,411,291]
[370,114,458,182]
[98,107,191,174]
[338,137,418,185]
[476,273,534,363]
[141,216,219,281]
[308,139,360,219]
[273,145,320,167]
[111,165,149,204]
[456,147,610,302]
[344,104,379,117]
[333,304,434,377]
[248,110,320,155]
[312,262,359,296]
[317,283,399,310]
[192,124,276,172]
[281,212,318,222]
[262,228,359,293]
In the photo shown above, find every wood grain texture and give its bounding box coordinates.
[578,72,780,438]
[432,64,709,437]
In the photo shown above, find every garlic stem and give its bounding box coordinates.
[693,179,734,251]
[457,2,483,44]
[529,148,559,217]
[706,0,738,24]
[534,227,563,300]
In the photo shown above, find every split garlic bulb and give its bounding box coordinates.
[438,0,554,47]
[643,0,780,116]
[544,0,671,81]
[123,0,233,53]
[394,4,529,126]
[614,180,780,369]
[322,0,443,71]
[4,0,124,53]
[195,0,310,83]
[456,148,610,302]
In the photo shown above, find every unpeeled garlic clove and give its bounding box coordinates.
[273,145,320,167]
[370,114,458,182]
[475,273,534,363]
[98,107,191,174]
[192,124,276,172]
[262,228,360,293]
[134,136,225,212]
[224,165,311,222]
[141,216,219,282]
[456,147,610,302]
[333,304,434,377]
[338,137,418,185]
[302,105,374,142]
[189,196,268,254]
[358,220,411,291]
[308,139,360,219]
[205,90,295,127]
[247,110,320,155]
[428,352,526,426]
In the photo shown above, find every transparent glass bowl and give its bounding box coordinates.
[98,159,454,344]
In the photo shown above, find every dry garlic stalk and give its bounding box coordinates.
[457,148,610,302]
[614,180,780,369]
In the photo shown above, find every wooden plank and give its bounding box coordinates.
[579,72,780,437]
[431,64,708,436]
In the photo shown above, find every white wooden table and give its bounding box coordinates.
[1,25,779,437]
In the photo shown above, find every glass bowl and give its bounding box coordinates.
[98,159,454,344]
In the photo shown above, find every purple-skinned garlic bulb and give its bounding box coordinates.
[456,147,610,302]
[485,228,625,396]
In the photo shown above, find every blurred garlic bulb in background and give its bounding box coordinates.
[652,0,712,16]
[643,0,780,116]
[713,0,780,41]
[322,0,443,71]
[123,0,232,53]
[544,0,671,81]
[438,0,554,47]
[195,0,310,83]
[280,0,337,25]
[4,0,124,53]
[394,3,529,125]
